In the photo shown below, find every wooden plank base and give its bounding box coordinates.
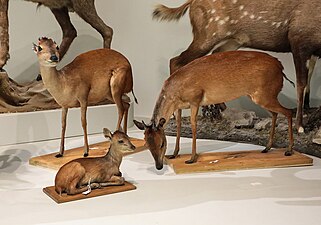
[29,138,146,170]
[43,181,136,204]
[165,149,313,174]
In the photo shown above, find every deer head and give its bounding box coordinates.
[33,37,60,67]
[103,128,136,154]
[134,118,167,170]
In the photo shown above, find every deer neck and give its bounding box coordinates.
[104,145,123,168]
[151,93,176,125]
[39,65,63,94]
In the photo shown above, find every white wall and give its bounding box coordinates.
[5,0,321,118]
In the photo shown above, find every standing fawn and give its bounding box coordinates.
[134,51,294,170]
[55,128,135,195]
[153,0,321,133]
[33,37,137,157]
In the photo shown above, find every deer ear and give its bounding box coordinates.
[103,128,113,139]
[158,118,166,128]
[133,120,145,130]
[32,43,38,53]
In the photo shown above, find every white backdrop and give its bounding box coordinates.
[5,0,321,118]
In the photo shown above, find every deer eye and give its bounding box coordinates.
[118,140,124,144]
[38,46,43,51]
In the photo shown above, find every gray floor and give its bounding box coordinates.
[1,129,321,225]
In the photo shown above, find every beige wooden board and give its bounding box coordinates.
[43,181,136,204]
[165,149,313,174]
[29,138,146,170]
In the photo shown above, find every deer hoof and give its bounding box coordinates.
[55,153,63,158]
[168,154,177,159]
[83,153,89,157]
[185,159,196,164]
[284,150,293,156]
[261,148,270,153]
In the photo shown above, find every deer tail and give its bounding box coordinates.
[152,0,192,22]
[283,73,295,87]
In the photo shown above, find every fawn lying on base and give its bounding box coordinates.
[135,51,294,170]
[55,128,135,195]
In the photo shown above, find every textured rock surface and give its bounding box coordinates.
[165,108,321,158]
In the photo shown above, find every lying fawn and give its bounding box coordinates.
[55,128,135,195]
[134,51,294,170]
[153,0,321,133]
[33,37,137,157]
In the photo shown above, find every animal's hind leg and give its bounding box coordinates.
[261,112,277,153]
[304,55,318,109]
[253,96,294,156]
[122,101,130,134]
[72,0,113,48]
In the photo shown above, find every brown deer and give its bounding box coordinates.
[134,51,294,170]
[152,0,321,133]
[55,128,135,195]
[33,37,137,157]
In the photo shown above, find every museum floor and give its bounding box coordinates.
[1,127,321,225]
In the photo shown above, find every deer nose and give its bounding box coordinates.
[50,54,59,62]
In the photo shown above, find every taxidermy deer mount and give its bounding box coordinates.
[153,0,321,133]
[0,0,112,112]
[33,37,137,157]
[135,51,294,170]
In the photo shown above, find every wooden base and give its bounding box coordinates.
[165,149,313,174]
[29,138,146,170]
[43,181,136,204]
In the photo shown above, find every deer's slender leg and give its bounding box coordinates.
[80,101,89,157]
[73,0,113,49]
[262,112,277,153]
[0,0,9,69]
[168,109,182,159]
[56,107,68,157]
[122,101,130,134]
[304,55,318,109]
[186,105,199,164]
[50,7,77,59]
[99,176,125,187]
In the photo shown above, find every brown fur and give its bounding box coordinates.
[153,0,321,132]
[55,128,135,195]
[34,37,135,157]
[135,51,294,169]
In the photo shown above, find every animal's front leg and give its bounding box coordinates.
[185,105,199,164]
[99,176,125,187]
[168,109,182,159]
[80,101,89,157]
[262,112,277,153]
[56,107,68,157]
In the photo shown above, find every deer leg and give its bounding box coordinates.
[73,1,113,48]
[80,101,89,157]
[56,107,68,157]
[99,175,125,187]
[262,112,277,153]
[0,0,9,69]
[170,38,218,74]
[122,101,130,134]
[304,55,318,110]
[186,105,199,164]
[212,38,244,54]
[50,7,77,59]
[168,109,182,159]
[291,50,310,133]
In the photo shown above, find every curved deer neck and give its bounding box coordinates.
[39,65,63,94]
[104,145,123,168]
[151,93,176,125]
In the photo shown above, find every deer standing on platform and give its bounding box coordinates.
[134,51,294,170]
[153,0,321,133]
[55,128,135,195]
[33,37,137,157]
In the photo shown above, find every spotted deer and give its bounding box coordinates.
[134,51,294,170]
[33,37,137,157]
[153,0,321,133]
[55,128,135,195]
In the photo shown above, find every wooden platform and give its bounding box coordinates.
[43,181,136,204]
[29,138,146,170]
[165,149,313,174]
